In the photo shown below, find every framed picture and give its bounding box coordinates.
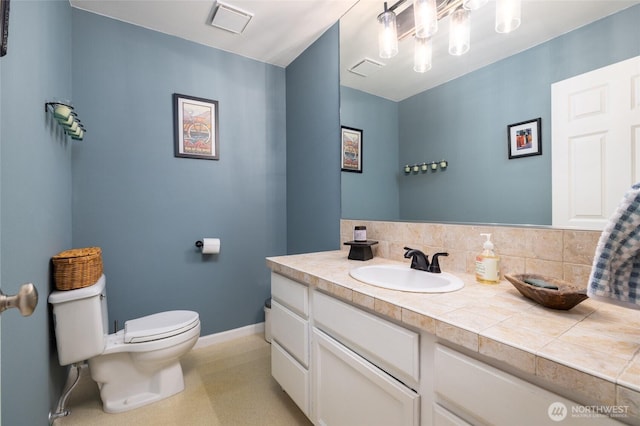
[173,93,219,160]
[341,126,363,173]
[508,118,541,159]
[1,0,9,57]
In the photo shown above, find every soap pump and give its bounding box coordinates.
[475,233,500,284]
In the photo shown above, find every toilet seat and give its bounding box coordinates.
[125,310,199,343]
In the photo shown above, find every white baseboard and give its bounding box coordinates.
[194,322,266,349]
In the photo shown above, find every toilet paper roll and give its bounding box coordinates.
[200,238,220,254]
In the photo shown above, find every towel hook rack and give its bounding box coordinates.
[45,101,87,141]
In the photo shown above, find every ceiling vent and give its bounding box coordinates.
[348,59,385,77]
[209,1,253,34]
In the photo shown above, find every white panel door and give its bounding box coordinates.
[552,55,640,230]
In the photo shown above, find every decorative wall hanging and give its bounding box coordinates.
[1,0,10,57]
[341,126,363,173]
[508,118,541,159]
[173,93,219,160]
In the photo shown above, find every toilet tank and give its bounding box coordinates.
[48,275,109,365]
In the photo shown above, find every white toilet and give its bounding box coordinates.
[48,274,201,413]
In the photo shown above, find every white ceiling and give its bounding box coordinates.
[71,0,638,101]
[70,0,359,67]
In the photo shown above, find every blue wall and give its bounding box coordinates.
[286,24,341,254]
[340,86,400,220]
[1,1,73,424]
[71,10,287,335]
[341,5,640,225]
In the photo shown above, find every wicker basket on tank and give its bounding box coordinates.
[52,247,103,290]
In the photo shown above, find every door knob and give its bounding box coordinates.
[0,283,38,316]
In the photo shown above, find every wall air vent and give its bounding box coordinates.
[348,59,385,77]
[209,1,253,34]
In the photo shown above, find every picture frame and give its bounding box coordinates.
[1,0,9,57]
[508,118,542,159]
[341,126,363,173]
[173,93,219,160]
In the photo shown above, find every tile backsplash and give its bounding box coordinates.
[340,220,601,287]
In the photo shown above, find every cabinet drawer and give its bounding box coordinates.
[433,403,471,426]
[271,340,309,417]
[271,300,309,367]
[313,328,419,426]
[313,291,419,385]
[271,272,309,318]
[434,344,622,426]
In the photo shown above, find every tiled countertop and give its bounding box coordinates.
[266,250,640,417]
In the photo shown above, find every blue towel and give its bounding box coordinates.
[588,182,640,310]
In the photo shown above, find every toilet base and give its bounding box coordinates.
[89,356,186,413]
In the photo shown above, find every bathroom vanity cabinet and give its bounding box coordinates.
[270,272,310,416]
[270,271,625,426]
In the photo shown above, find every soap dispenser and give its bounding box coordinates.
[475,233,500,284]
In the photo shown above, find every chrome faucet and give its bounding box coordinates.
[403,247,449,273]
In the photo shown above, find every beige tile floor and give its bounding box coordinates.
[55,334,312,426]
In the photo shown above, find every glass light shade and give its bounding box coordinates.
[449,8,470,56]
[413,0,438,38]
[463,0,487,10]
[413,36,432,73]
[378,9,398,58]
[495,0,521,33]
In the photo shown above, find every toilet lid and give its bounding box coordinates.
[124,310,199,343]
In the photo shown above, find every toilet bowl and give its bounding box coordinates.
[48,275,201,413]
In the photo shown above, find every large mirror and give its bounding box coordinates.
[339,1,640,227]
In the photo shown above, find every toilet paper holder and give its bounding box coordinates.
[195,238,221,254]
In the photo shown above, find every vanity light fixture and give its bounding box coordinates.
[413,0,438,38]
[462,0,487,10]
[448,7,470,56]
[495,0,521,33]
[378,2,399,58]
[413,36,433,73]
[376,0,522,72]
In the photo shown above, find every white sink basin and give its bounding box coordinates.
[349,264,464,293]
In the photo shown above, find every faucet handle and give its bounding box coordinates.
[429,252,449,273]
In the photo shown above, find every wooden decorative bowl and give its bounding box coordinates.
[504,274,588,310]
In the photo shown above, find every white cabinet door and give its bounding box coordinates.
[272,340,310,417]
[312,328,419,426]
[552,55,640,230]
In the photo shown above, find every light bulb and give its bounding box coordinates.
[413,0,437,38]
[414,36,432,73]
[496,0,521,33]
[463,0,487,10]
[378,5,398,58]
[449,7,470,56]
